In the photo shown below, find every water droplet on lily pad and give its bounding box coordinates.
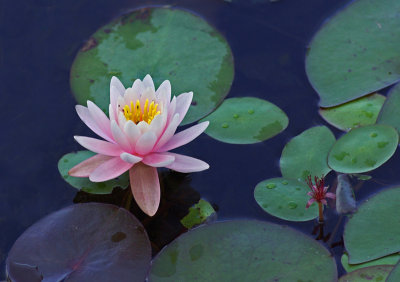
[266,183,276,189]
[288,202,297,209]
[222,123,229,128]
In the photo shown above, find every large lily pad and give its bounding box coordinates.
[305,0,400,107]
[328,125,398,173]
[341,253,400,273]
[377,82,400,136]
[254,177,318,221]
[338,265,392,282]
[280,126,335,180]
[319,94,385,131]
[344,187,400,264]
[149,220,337,281]
[70,7,234,125]
[201,97,288,144]
[387,261,400,282]
[58,151,129,194]
[6,203,151,282]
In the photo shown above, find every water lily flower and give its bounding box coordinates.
[68,75,209,216]
[305,175,336,222]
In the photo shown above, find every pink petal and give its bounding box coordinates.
[111,120,132,152]
[153,113,180,151]
[164,153,209,173]
[156,80,171,106]
[158,121,209,152]
[120,152,142,164]
[326,192,336,199]
[321,199,327,205]
[143,153,175,167]
[306,198,316,208]
[167,97,176,123]
[89,157,133,182]
[68,154,113,177]
[87,101,112,139]
[135,131,157,155]
[129,163,160,216]
[110,86,120,121]
[75,105,115,143]
[74,136,123,156]
[110,76,125,96]
[175,92,193,124]
[142,74,155,92]
[148,113,166,138]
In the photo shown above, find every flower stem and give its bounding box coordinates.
[318,202,324,223]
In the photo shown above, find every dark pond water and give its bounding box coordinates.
[2,0,400,279]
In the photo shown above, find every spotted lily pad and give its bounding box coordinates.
[280,126,335,180]
[344,187,400,264]
[377,82,400,137]
[338,265,393,282]
[6,203,151,282]
[319,94,385,131]
[180,199,216,229]
[305,0,400,107]
[328,125,398,173]
[149,220,337,281]
[70,7,234,125]
[201,97,288,144]
[341,253,400,273]
[58,151,129,194]
[254,177,318,221]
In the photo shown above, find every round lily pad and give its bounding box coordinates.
[377,82,400,137]
[387,261,400,282]
[328,125,398,173]
[280,126,335,181]
[70,7,234,125]
[344,187,400,264]
[319,94,385,131]
[6,203,151,282]
[305,0,400,107]
[338,265,393,282]
[341,253,400,273]
[149,220,337,281]
[58,151,129,194]
[254,177,318,221]
[201,97,288,144]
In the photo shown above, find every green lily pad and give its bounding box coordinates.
[280,126,335,180]
[377,82,400,137]
[70,7,234,125]
[328,125,398,173]
[341,253,400,273]
[344,187,400,264]
[149,220,337,281]
[338,265,393,282]
[254,177,318,222]
[58,151,129,194]
[305,0,400,107]
[387,261,400,282]
[180,199,216,229]
[319,94,385,131]
[200,97,288,144]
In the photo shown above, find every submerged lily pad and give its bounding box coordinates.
[254,177,318,221]
[280,126,335,180]
[336,174,356,215]
[58,151,129,194]
[306,0,400,107]
[201,97,288,144]
[319,94,385,131]
[344,187,400,264]
[338,265,393,282]
[149,220,337,281]
[6,203,151,282]
[70,7,234,125]
[180,199,216,229]
[341,253,400,273]
[328,125,398,173]
[377,82,400,137]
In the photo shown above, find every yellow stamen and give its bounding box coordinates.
[122,98,161,124]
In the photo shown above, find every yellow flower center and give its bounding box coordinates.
[123,99,161,124]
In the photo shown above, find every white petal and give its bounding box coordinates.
[111,120,132,152]
[153,113,180,151]
[140,87,156,106]
[120,152,142,164]
[156,80,171,106]
[135,131,157,155]
[124,120,141,147]
[118,111,127,129]
[175,92,193,124]
[124,87,140,105]
[137,121,150,134]
[148,113,166,138]
[110,76,125,95]
[167,96,177,123]
[143,74,155,92]
[132,79,145,98]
